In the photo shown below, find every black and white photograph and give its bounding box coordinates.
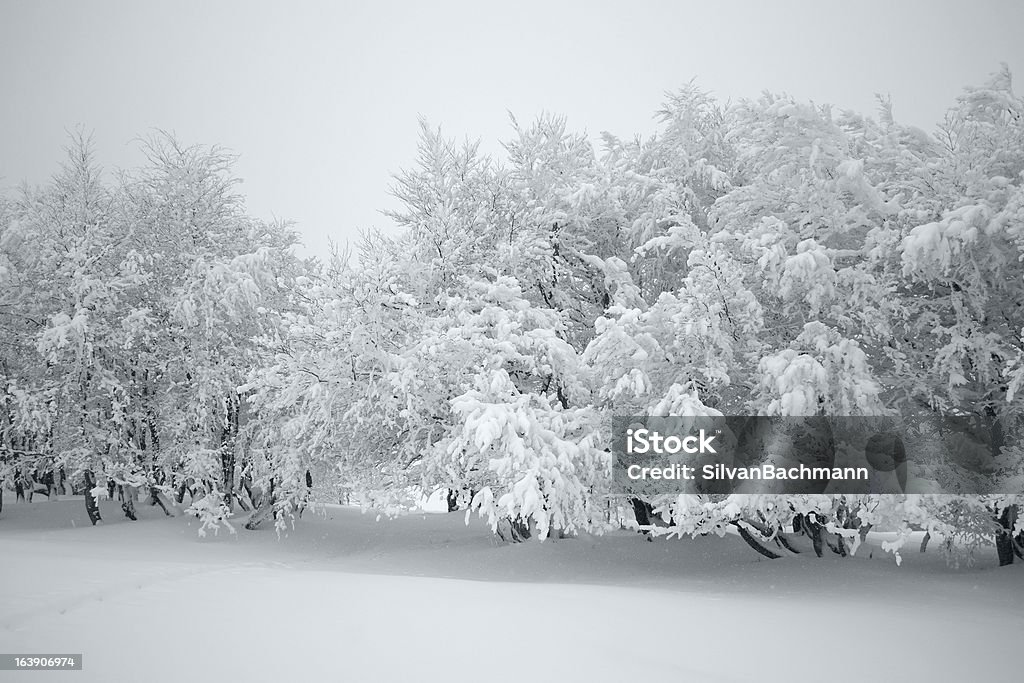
[1,1,1023,681]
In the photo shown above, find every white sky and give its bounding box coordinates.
[2,0,1022,260]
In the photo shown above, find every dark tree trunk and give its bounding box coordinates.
[245,499,275,530]
[83,471,102,525]
[221,452,235,513]
[733,521,782,559]
[795,513,825,557]
[630,498,676,539]
[808,522,824,557]
[996,505,1018,567]
[149,486,173,516]
[826,535,847,557]
[631,497,654,527]
[510,516,530,541]
[14,470,25,502]
[555,384,569,409]
[297,470,314,519]
[36,470,54,500]
[235,490,252,512]
[631,497,657,540]
[221,393,239,513]
[241,476,255,507]
[776,533,801,554]
[120,485,137,524]
[495,515,531,542]
[245,478,275,530]
[446,489,459,512]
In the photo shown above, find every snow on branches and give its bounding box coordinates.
[5,68,1023,564]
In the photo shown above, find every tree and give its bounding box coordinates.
[0,133,304,531]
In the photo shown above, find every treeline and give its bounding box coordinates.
[2,67,1023,563]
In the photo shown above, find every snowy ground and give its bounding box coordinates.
[1,495,1021,683]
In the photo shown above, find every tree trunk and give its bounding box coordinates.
[297,470,314,519]
[996,505,1018,567]
[149,486,174,516]
[83,471,102,525]
[495,515,531,542]
[776,533,801,554]
[245,478,275,530]
[175,480,190,504]
[809,523,823,557]
[221,393,239,513]
[221,451,235,513]
[38,470,54,500]
[234,490,251,512]
[733,521,782,559]
[245,498,276,530]
[826,535,847,557]
[121,485,138,520]
[631,497,657,540]
[241,476,255,508]
[631,497,653,526]
[795,513,825,557]
[237,477,256,511]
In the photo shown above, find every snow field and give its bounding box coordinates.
[1,496,1022,683]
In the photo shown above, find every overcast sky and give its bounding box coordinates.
[2,0,1022,260]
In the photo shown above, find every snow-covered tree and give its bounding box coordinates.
[0,134,304,529]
